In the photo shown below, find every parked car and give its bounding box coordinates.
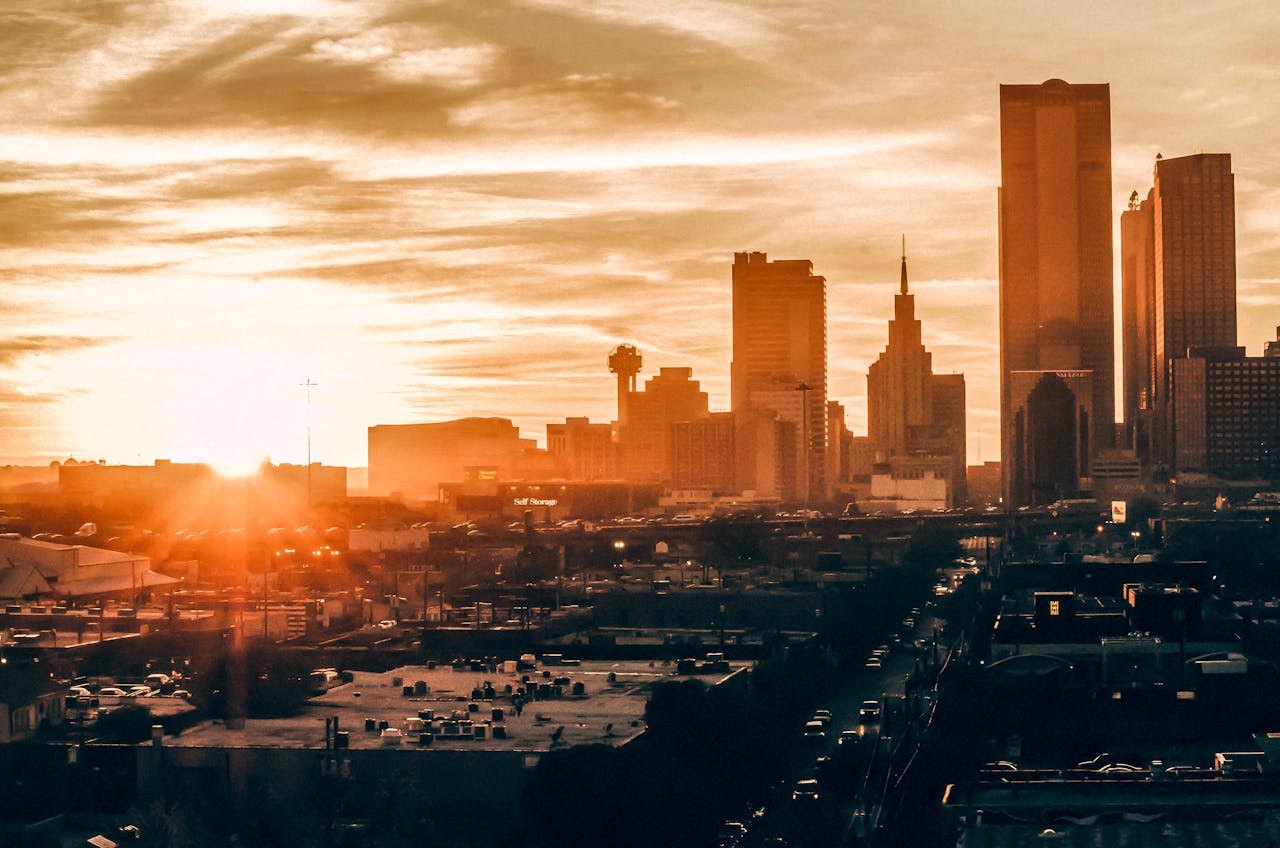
[99,687,128,697]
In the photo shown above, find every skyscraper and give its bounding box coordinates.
[1120,188,1156,455]
[868,251,932,458]
[998,79,1115,505]
[1122,153,1237,477]
[731,251,827,503]
[867,251,967,508]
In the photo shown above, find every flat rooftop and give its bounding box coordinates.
[165,659,749,753]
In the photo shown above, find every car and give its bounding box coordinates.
[144,673,172,688]
[910,607,922,616]
[901,617,916,630]
[982,760,1019,772]
[99,687,128,697]
[1077,753,1112,770]
[170,689,192,700]
[791,778,820,803]
[809,713,831,727]
[125,686,153,698]
[68,685,92,698]
[871,645,890,658]
[858,700,881,722]
[716,821,748,847]
[812,708,832,719]
[837,729,862,746]
[865,656,883,670]
[1100,763,1144,774]
[375,620,397,630]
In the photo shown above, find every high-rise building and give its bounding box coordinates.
[1120,188,1156,455]
[618,367,709,484]
[868,253,932,459]
[731,251,827,503]
[999,79,1115,505]
[1122,154,1237,476]
[865,252,967,508]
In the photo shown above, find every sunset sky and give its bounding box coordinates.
[2,0,1278,474]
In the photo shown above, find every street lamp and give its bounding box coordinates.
[795,381,813,506]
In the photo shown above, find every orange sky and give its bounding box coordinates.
[1,1,1278,473]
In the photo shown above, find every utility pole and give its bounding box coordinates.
[796,381,813,505]
[301,378,318,505]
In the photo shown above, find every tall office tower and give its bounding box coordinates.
[999,79,1115,506]
[868,252,932,458]
[1153,154,1237,472]
[1122,154,1236,475]
[731,251,827,503]
[1121,188,1156,457]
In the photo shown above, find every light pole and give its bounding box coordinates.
[795,381,813,506]
[301,378,318,505]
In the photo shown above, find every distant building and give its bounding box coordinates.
[368,418,533,500]
[966,461,1002,508]
[865,251,967,509]
[1123,153,1237,474]
[59,459,215,509]
[672,412,736,492]
[999,80,1115,505]
[731,251,828,502]
[1171,345,1280,482]
[546,417,615,481]
[618,367,709,485]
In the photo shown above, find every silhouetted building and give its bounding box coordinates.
[866,252,967,508]
[59,459,215,509]
[368,418,532,500]
[731,251,827,503]
[826,400,851,487]
[547,417,616,481]
[672,412,736,492]
[966,461,1002,507]
[1266,327,1280,359]
[733,407,797,500]
[999,79,1115,505]
[1123,154,1237,478]
[1171,345,1280,482]
[1121,187,1156,455]
[618,367,709,485]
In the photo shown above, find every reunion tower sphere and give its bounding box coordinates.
[608,344,642,423]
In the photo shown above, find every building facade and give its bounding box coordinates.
[999,79,1115,505]
[1172,345,1280,483]
[368,418,533,500]
[731,251,828,503]
[618,367,709,485]
[1122,154,1237,479]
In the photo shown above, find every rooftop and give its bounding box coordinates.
[165,659,748,753]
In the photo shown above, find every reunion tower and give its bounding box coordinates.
[607,344,642,427]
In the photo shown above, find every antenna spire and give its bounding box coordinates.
[899,235,909,295]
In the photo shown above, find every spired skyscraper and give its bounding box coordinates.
[731,251,827,503]
[866,249,967,507]
[998,79,1115,506]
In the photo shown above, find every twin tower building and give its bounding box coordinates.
[1000,79,1248,506]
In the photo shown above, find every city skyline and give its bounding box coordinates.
[2,2,1279,474]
